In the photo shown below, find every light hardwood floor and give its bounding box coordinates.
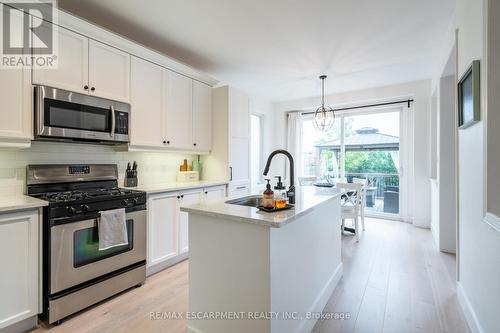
[32,218,469,333]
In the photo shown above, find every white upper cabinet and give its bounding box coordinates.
[0,8,31,147]
[165,70,193,150]
[192,81,212,151]
[88,40,130,102]
[130,57,165,148]
[32,25,89,94]
[27,11,214,152]
[130,62,213,152]
[33,24,130,103]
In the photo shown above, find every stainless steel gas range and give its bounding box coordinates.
[26,164,146,325]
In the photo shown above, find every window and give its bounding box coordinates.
[250,114,263,187]
[298,108,402,216]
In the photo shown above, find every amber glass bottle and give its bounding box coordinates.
[262,179,274,209]
[274,176,287,209]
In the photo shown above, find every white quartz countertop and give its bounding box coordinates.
[0,195,48,213]
[128,181,228,194]
[180,186,344,228]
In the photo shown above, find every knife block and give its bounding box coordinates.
[124,176,137,187]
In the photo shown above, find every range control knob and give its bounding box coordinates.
[132,198,139,205]
[121,199,128,206]
[82,204,90,212]
[67,206,77,214]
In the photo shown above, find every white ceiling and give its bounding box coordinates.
[58,0,455,102]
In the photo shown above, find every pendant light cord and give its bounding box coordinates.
[321,77,325,108]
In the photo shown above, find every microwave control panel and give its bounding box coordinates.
[115,111,129,135]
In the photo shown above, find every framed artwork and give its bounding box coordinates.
[458,60,480,129]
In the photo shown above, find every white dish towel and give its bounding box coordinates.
[98,208,128,251]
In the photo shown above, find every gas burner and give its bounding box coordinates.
[39,188,141,203]
[41,191,89,202]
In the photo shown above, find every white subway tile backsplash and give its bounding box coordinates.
[0,142,195,195]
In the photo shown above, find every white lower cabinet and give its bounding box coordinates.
[228,183,250,197]
[147,192,179,271]
[0,209,39,330]
[204,185,227,201]
[178,190,203,254]
[146,185,227,275]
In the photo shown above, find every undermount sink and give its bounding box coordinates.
[225,195,263,207]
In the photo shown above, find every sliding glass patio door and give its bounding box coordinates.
[298,107,402,218]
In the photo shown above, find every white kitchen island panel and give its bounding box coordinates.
[185,188,342,333]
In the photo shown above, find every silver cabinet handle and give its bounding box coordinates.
[236,186,247,190]
[110,105,115,138]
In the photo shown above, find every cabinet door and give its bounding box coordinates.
[228,88,250,184]
[32,25,89,94]
[192,81,212,151]
[165,70,193,149]
[0,210,38,330]
[178,190,203,254]
[0,8,31,147]
[130,57,165,148]
[88,40,130,102]
[230,137,250,184]
[229,88,250,139]
[204,186,226,202]
[228,184,250,198]
[147,193,179,267]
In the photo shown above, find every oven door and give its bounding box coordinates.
[50,210,146,294]
[35,85,129,143]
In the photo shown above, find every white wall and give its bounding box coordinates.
[431,0,500,332]
[273,80,432,226]
[0,142,196,194]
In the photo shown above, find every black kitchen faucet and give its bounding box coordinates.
[263,149,295,204]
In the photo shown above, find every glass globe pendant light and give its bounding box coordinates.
[313,75,335,132]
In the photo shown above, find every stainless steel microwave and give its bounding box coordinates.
[34,85,130,144]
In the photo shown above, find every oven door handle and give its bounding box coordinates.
[110,105,116,138]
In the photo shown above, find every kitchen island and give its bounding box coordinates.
[181,186,344,333]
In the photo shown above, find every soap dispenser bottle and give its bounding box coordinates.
[274,176,287,209]
[262,179,274,209]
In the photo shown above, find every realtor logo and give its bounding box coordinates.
[1,0,58,68]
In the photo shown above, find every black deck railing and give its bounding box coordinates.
[346,172,399,198]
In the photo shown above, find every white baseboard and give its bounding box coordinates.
[412,217,431,228]
[0,316,37,333]
[146,253,189,276]
[484,212,500,233]
[297,263,343,333]
[457,282,484,333]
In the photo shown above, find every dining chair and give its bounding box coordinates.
[336,182,363,241]
[352,178,367,231]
